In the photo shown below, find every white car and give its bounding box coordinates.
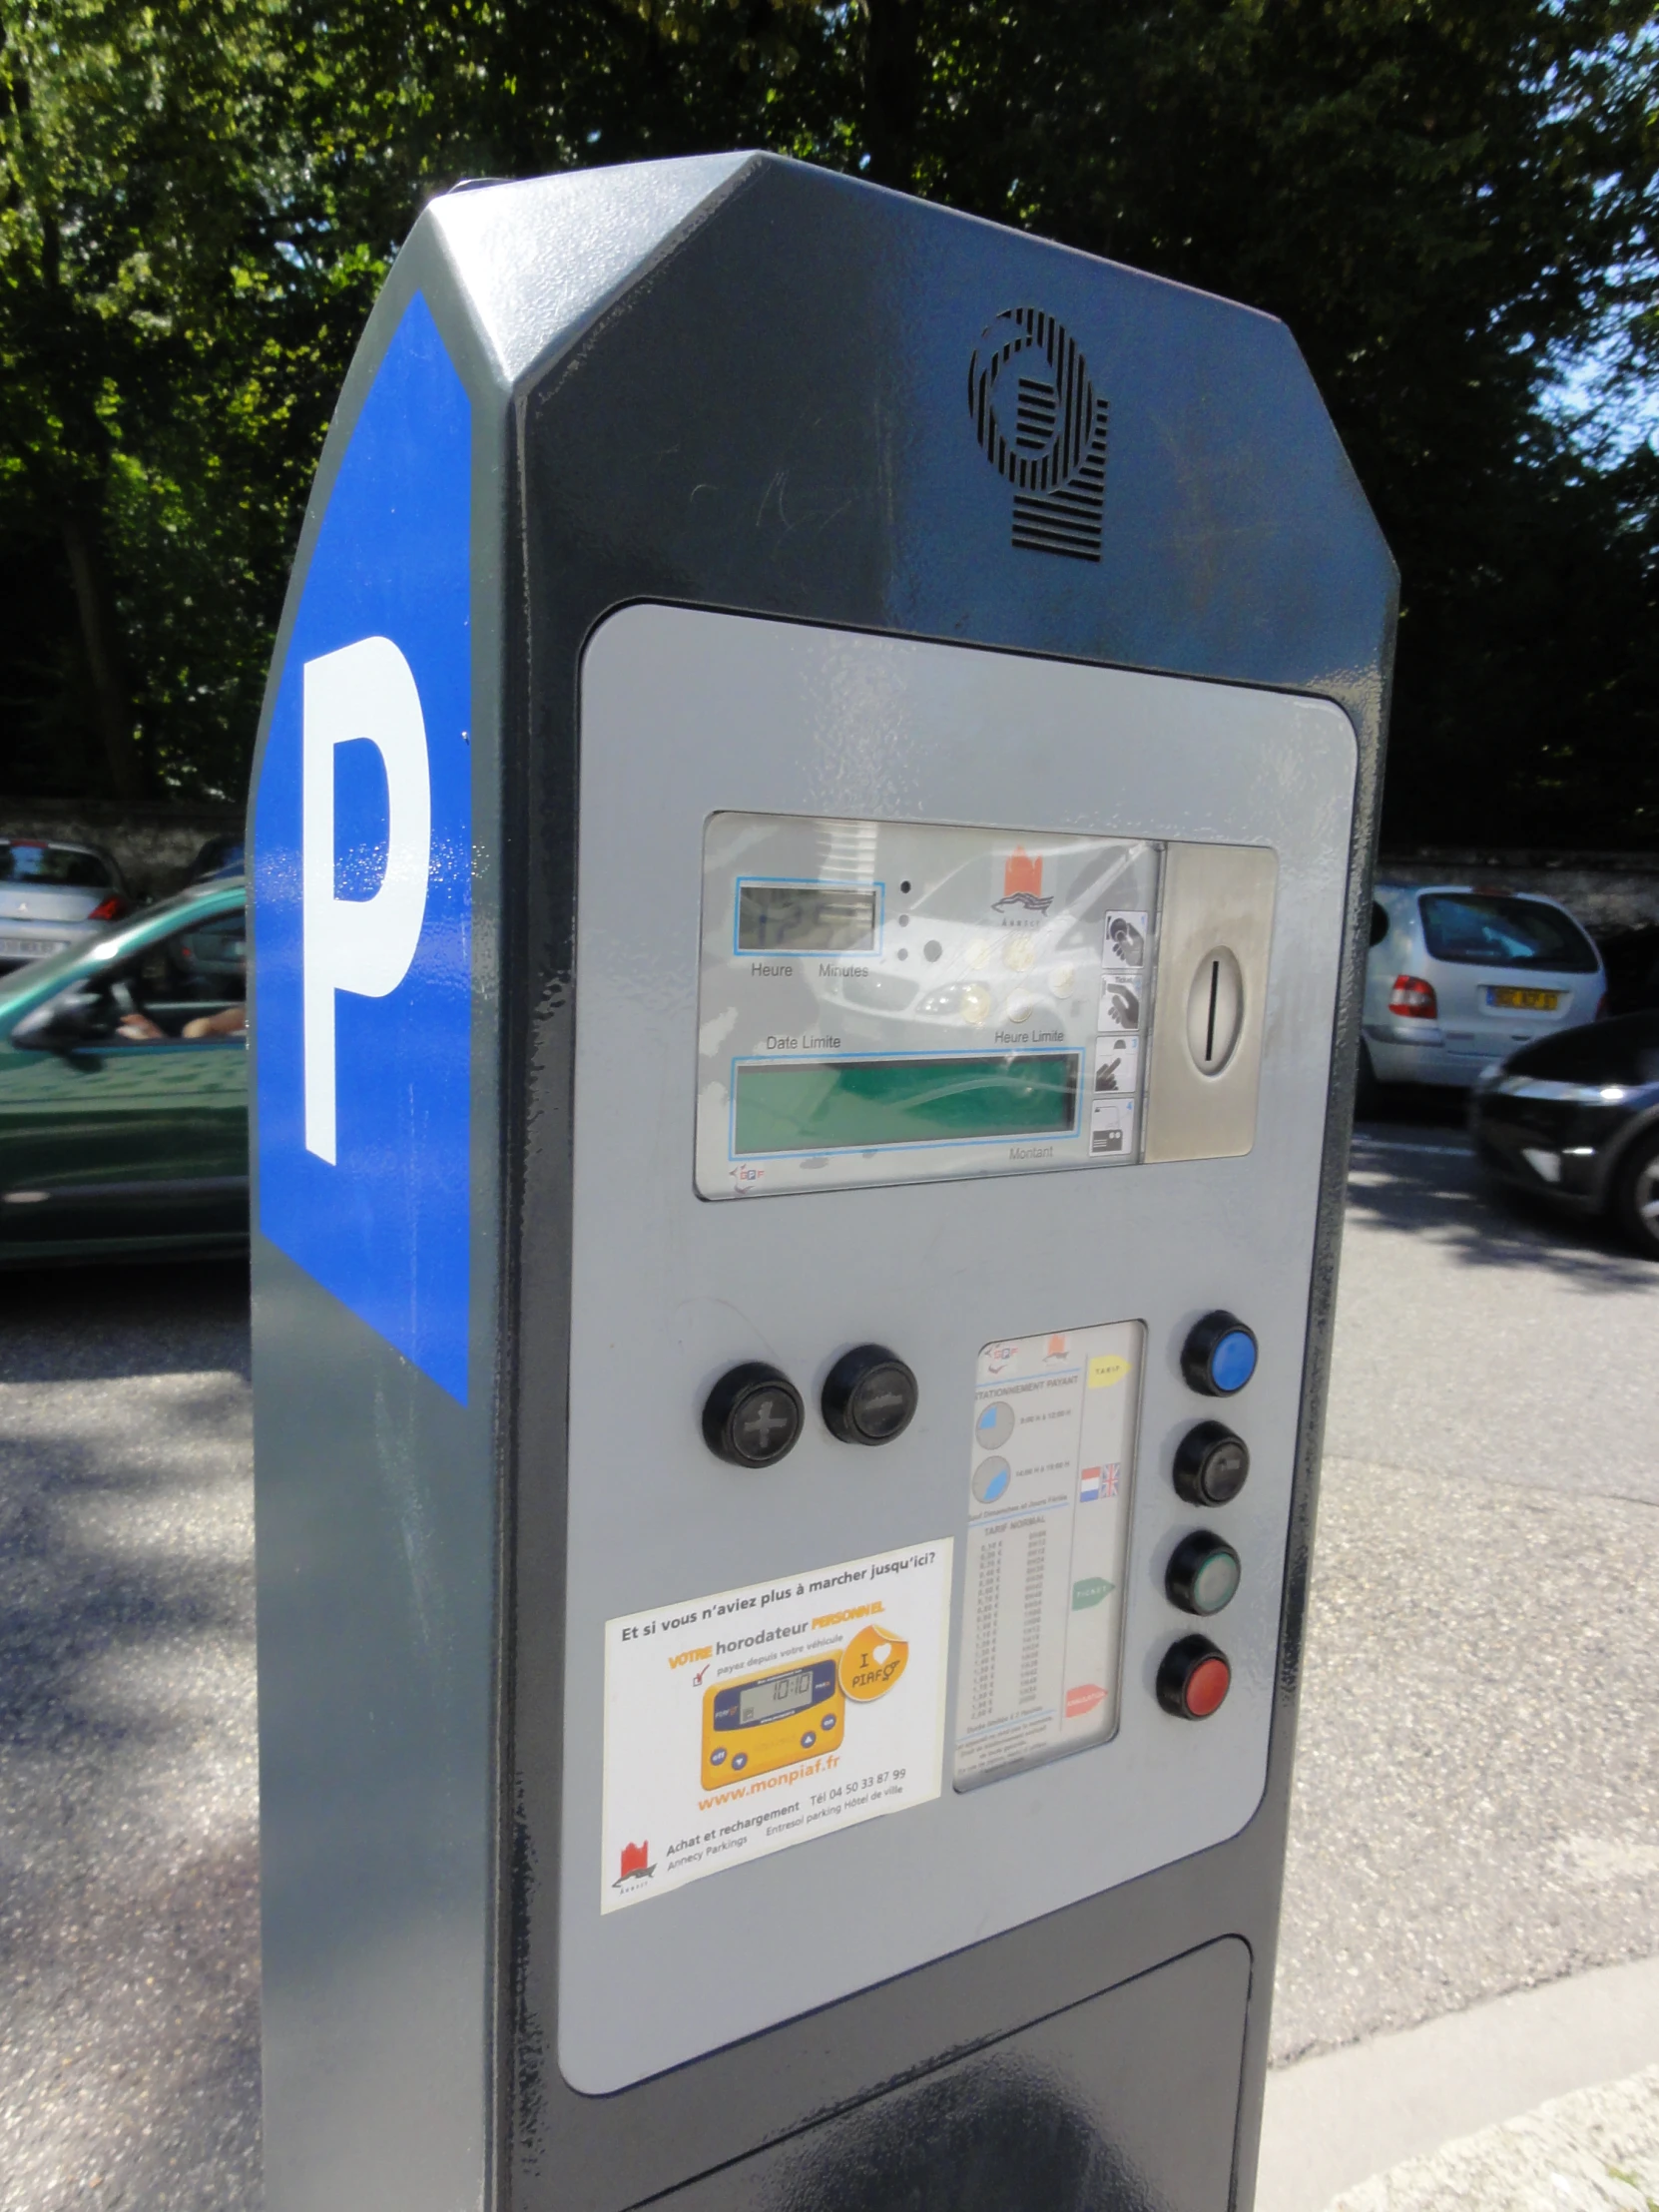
[0,838,132,972]
[1361,881,1606,1104]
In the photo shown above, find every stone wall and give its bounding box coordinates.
[6,809,1658,936]
[0,798,243,902]
[1377,850,1659,935]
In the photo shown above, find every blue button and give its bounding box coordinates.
[732,1753,748,1772]
[801,1731,817,1749]
[821,1713,836,1730]
[1182,1311,1258,1397]
[709,1746,726,1765]
[1211,1330,1257,1393]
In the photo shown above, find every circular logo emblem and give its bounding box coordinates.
[968,308,1108,560]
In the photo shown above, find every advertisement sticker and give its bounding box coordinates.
[601,1541,952,1912]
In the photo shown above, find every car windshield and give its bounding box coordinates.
[0,840,113,888]
[0,889,242,1013]
[1418,893,1599,974]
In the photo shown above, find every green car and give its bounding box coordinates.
[0,875,249,1264]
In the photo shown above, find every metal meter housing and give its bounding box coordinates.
[248,153,1394,2212]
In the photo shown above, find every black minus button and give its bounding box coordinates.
[823,1346,919,1446]
[1173,1421,1251,1506]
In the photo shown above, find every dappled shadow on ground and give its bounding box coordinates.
[1357,1081,1472,1134]
[0,1257,250,1385]
[0,1264,260,2211]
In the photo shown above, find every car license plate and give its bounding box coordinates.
[1486,985,1560,1012]
[0,934,67,956]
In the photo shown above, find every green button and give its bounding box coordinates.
[1191,1549,1241,1614]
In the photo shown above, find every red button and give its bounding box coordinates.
[1157,1635,1232,1719]
[1184,1654,1231,1718]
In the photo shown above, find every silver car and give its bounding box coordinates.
[1362,881,1606,1102]
[0,838,132,971]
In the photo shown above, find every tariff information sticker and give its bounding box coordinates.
[953,1320,1142,1788]
[601,1540,952,1913]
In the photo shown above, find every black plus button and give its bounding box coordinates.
[738,1390,794,1455]
[703,1364,805,1468]
[822,1346,919,1446]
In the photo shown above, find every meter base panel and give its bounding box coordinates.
[657,1938,1249,2212]
[245,153,1393,2212]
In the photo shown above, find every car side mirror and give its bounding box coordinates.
[12,991,108,1053]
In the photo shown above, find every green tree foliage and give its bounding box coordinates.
[2,0,1656,841]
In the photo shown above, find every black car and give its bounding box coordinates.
[1469,1012,1659,1257]
[185,832,246,882]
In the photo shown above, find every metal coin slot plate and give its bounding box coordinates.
[1146,845,1278,1161]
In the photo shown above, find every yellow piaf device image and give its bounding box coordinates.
[702,1657,844,1790]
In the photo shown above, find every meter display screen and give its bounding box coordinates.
[737,882,878,953]
[734,1668,819,1728]
[698,812,1162,1199]
[732,1052,1079,1156]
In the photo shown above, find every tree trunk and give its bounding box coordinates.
[864,0,923,192]
[60,511,144,800]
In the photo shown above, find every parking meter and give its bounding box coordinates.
[249,154,1393,2212]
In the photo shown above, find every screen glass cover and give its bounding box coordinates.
[698,813,1161,1199]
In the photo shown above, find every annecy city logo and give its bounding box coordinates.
[615,1839,656,1891]
[994,846,1052,916]
[968,307,1108,561]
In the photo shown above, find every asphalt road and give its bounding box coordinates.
[0,1122,1656,2205]
[0,1264,258,2211]
[1274,1114,1659,2062]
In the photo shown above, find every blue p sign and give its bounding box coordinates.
[254,296,473,1402]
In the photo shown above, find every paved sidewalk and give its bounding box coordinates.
[1258,1954,1659,2212]
[1323,2064,1659,2211]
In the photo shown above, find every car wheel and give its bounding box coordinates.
[1354,1040,1382,1119]
[1612,1130,1659,1259]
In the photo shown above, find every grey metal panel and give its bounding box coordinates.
[560,606,1353,2089]
[254,1245,496,2212]
[657,1938,1251,2212]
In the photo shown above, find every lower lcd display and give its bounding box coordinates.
[732,1052,1080,1156]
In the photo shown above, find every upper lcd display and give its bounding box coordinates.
[736,881,879,954]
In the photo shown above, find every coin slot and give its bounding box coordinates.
[1186,946,1244,1076]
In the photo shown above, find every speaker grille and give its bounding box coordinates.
[969,308,1108,562]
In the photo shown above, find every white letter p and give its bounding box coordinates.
[302,637,431,1164]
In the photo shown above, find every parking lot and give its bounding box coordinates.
[1,1118,1657,2208]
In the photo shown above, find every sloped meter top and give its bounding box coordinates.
[425,153,756,387]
